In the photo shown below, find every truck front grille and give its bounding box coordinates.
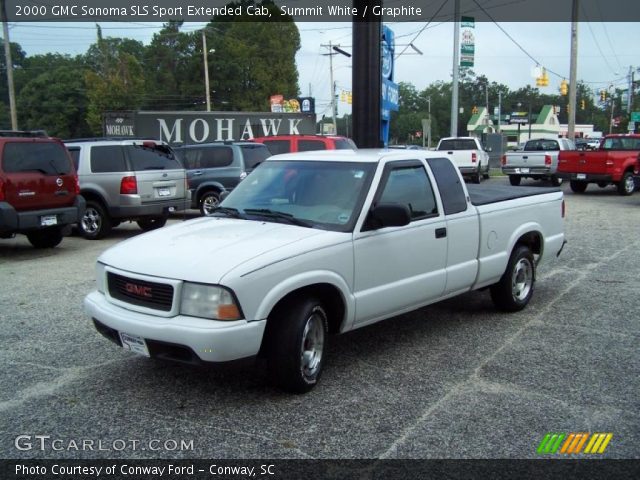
[107,272,174,312]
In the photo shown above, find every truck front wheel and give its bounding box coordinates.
[490,245,535,312]
[267,297,328,393]
[617,171,635,196]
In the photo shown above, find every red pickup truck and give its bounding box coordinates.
[557,134,640,195]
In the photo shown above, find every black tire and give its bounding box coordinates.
[509,175,521,186]
[266,297,329,393]
[550,175,563,187]
[490,245,535,312]
[80,200,112,240]
[137,216,168,232]
[26,227,63,249]
[617,171,635,196]
[199,190,221,216]
[471,167,481,184]
[569,180,588,193]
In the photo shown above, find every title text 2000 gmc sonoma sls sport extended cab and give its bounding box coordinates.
[85,150,566,393]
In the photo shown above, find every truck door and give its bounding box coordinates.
[426,157,480,295]
[352,160,447,325]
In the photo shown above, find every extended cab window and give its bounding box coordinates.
[333,138,357,150]
[262,140,290,155]
[126,144,181,170]
[240,144,270,169]
[2,142,72,175]
[378,165,437,220]
[90,146,127,173]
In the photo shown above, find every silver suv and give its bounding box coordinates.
[65,139,189,239]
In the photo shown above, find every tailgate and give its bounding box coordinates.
[558,151,606,174]
[125,144,186,202]
[506,152,548,168]
[1,141,76,211]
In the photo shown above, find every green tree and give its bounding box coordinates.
[84,26,145,133]
[207,1,300,111]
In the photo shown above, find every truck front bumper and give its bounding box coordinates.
[84,291,266,364]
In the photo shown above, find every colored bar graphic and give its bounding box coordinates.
[539,433,613,455]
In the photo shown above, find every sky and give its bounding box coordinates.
[7,20,639,118]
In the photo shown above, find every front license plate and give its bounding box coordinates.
[40,215,57,226]
[576,173,587,180]
[119,332,150,357]
[157,187,171,197]
[521,168,530,173]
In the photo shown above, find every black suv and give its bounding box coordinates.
[173,142,270,215]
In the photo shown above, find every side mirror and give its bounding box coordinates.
[365,203,411,230]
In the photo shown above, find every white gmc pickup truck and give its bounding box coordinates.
[85,150,566,393]
[436,136,491,183]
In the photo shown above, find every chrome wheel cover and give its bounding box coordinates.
[300,311,325,381]
[81,207,101,234]
[202,194,219,215]
[511,258,533,302]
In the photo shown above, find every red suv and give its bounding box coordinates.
[252,135,357,155]
[0,131,85,248]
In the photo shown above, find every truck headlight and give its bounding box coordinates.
[180,283,243,321]
[96,262,107,294]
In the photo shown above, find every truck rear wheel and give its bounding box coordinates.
[266,297,328,393]
[617,171,635,196]
[80,201,112,240]
[550,175,563,187]
[569,180,588,193]
[509,175,521,186]
[26,227,63,249]
[490,245,535,312]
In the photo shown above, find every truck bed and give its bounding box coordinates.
[467,184,560,206]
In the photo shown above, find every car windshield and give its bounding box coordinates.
[220,160,376,232]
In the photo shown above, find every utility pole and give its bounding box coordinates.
[450,0,460,136]
[1,0,18,130]
[321,41,338,135]
[609,85,615,134]
[628,65,633,113]
[567,0,579,140]
[497,91,502,133]
[202,30,211,112]
[427,96,432,149]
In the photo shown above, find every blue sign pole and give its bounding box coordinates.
[381,26,399,146]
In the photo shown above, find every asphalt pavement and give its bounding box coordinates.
[1,178,638,460]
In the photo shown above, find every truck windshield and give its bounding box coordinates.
[221,160,376,232]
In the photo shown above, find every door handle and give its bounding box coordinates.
[435,227,447,239]
[447,151,454,154]
[193,171,203,176]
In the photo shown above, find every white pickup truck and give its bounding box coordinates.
[85,150,566,393]
[502,137,576,187]
[436,136,491,183]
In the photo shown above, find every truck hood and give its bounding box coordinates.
[98,217,330,284]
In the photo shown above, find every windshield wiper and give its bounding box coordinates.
[210,206,244,219]
[244,208,313,228]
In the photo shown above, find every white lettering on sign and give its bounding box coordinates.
[215,118,234,141]
[189,118,209,143]
[157,118,182,144]
[289,118,302,135]
[240,119,255,140]
[260,118,282,136]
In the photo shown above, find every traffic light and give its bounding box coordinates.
[560,79,568,96]
[600,90,607,102]
[536,68,549,87]
[581,99,585,110]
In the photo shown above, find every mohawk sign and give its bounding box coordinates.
[103,111,316,145]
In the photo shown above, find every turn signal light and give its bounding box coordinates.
[73,175,81,194]
[120,176,138,195]
[0,178,4,201]
[544,155,552,166]
[471,152,477,163]
[501,155,507,166]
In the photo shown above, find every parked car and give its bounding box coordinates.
[557,134,640,195]
[501,137,575,186]
[65,138,189,239]
[435,136,491,183]
[85,149,565,393]
[0,130,84,248]
[173,142,271,215]
[252,134,357,154]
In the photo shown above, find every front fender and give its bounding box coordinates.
[254,270,355,332]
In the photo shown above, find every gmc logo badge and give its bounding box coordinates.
[125,283,153,298]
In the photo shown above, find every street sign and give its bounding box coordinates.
[628,121,636,132]
[630,112,640,122]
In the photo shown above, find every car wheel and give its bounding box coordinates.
[137,216,168,232]
[472,166,481,184]
[617,171,635,196]
[26,227,63,249]
[490,245,535,312]
[509,175,521,186]
[199,191,221,216]
[80,201,112,240]
[569,180,588,193]
[550,175,563,187]
[267,297,329,393]
[482,164,490,180]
